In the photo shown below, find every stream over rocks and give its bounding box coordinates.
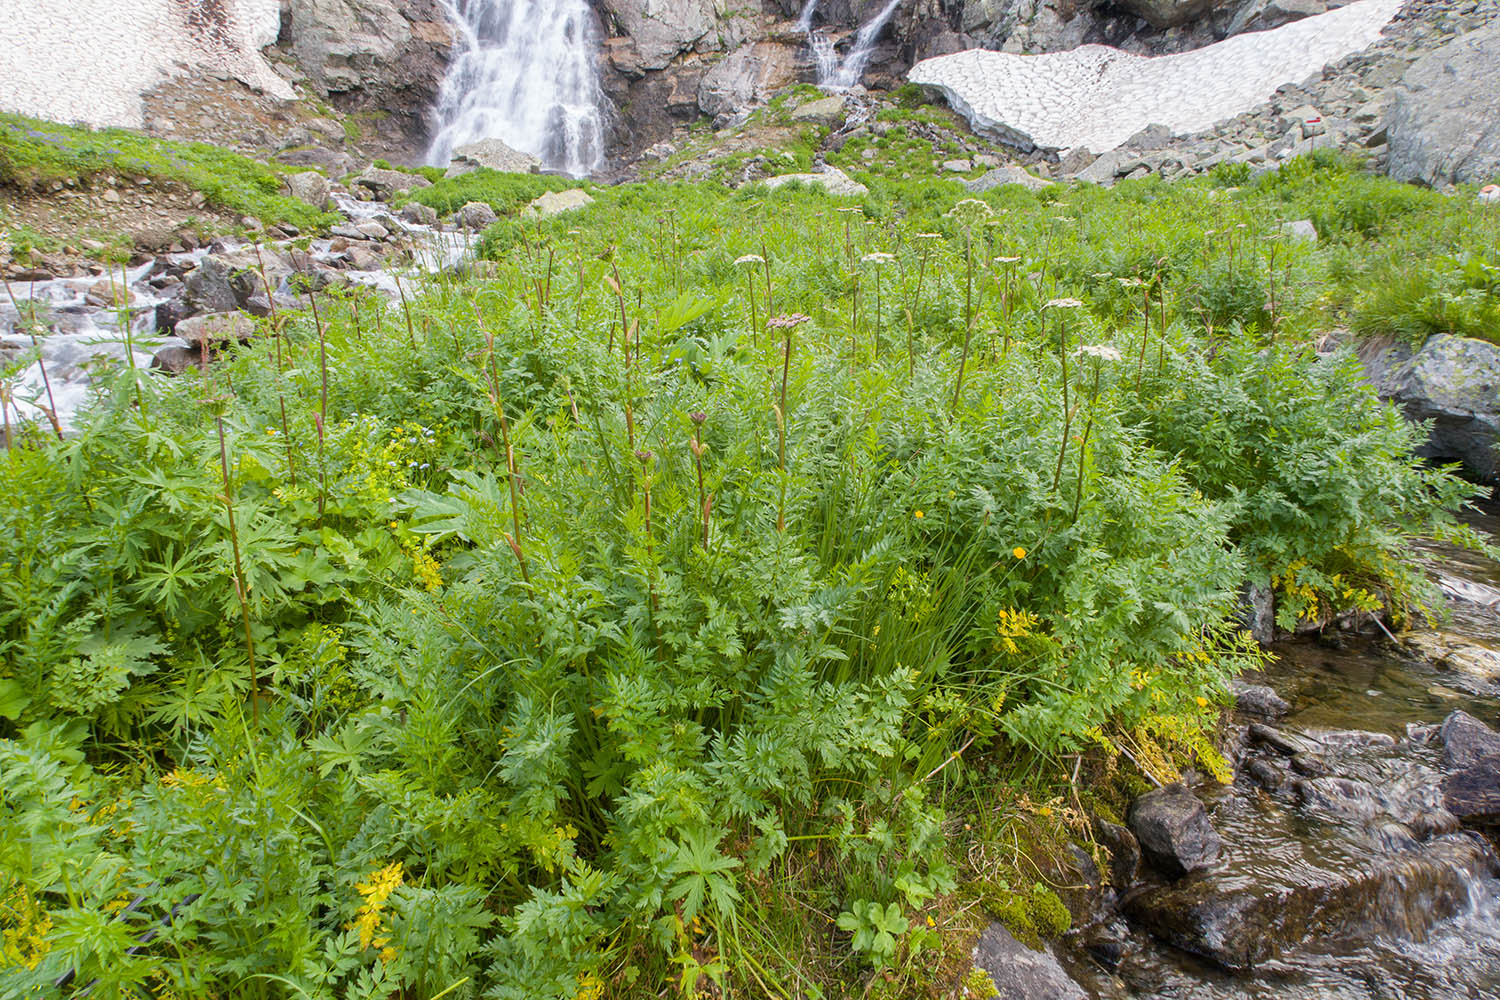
[1052,506,1500,998]
[0,193,470,432]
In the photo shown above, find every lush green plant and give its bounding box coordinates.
[399,168,583,216]
[0,113,338,232]
[0,151,1487,1000]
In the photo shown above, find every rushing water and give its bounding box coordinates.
[1066,505,1500,999]
[797,0,902,90]
[0,201,469,433]
[426,0,606,177]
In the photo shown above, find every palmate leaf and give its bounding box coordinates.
[667,826,740,922]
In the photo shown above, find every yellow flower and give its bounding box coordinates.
[1013,546,1027,559]
[1195,696,1209,708]
[1038,805,1052,818]
[351,861,404,951]
[926,915,936,927]
[914,510,924,519]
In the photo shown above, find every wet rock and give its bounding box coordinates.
[1230,680,1289,718]
[523,189,596,218]
[1245,758,1286,791]
[284,172,331,210]
[1127,783,1222,879]
[1125,835,1498,970]
[175,312,256,345]
[1293,776,1384,820]
[343,243,385,271]
[1386,22,1500,187]
[1289,752,1331,777]
[354,221,389,241]
[150,344,204,375]
[1095,819,1142,887]
[1407,807,1459,841]
[1439,710,1500,770]
[445,138,541,177]
[759,166,868,197]
[184,256,237,316]
[83,278,132,308]
[1402,631,1500,684]
[972,922,1088,1000]
[1443,759,1500,825]
[154,298,191,335]
[353,167,432,201]
[964,166,1054,193]
[400,202,438,226]
[1372,819,1420,852]
[1248,723,1320,757]
[454,201,499,229]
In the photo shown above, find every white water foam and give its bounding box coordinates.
[798,0,903,91]
[426,0,606,177]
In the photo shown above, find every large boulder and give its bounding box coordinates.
[1362,334,1500,484]
[971,923,1087,1000]
[1443,759,1500,825]
[445,139,542,177]
[353,167,434,201]
[1387,23,1500,187]
[284,171,332,210]
[759,166,868,197]
[285,0,454,152]
[524,189,596,218]
[697,41,801,119]
[183,257,237,316]
[1127,783,1221,879]
[454,201,499,229]
[1125,834,1497,970]
[175,312,257,346]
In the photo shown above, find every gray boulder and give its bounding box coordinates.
[1387,23,1500,187]
[759,166,868,197]
[184,257,237,316]
[1362,334,1500,483]
[965,166,1054,193]
[175,312,257,345]
[445,139,541,177]
[698,41,800,119]
[353,167,433,201]
[454,201,499,229]
[284,171,332,210]
[400,201,439,226]
[972,923,1087,1000]
[524,189,596,218]
[1443,758,1500,825]
[150,344,205,375]
[790,96,848,128]
[1127,783,1221,879]
[1440,710,1500,771]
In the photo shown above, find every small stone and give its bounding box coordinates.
[1279,219,1318,243]
[175,311,256,345]
[354,221,389,241]
[454,201,501,229]
[1231,680,1290,718]
[942,158,973,172]
[150,344,204,375]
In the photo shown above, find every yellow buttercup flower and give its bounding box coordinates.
[1195,696,1209,708]
[1013,546,1027,559]
[914,510,924,519]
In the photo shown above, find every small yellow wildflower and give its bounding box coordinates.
[926,915,936,927]
[1013,546,1027,559]
[351,861,404,952]
[1195,696,1209,708]
[1038,805,1053,818]
[573,972,606,1000]
[914,510,924,519]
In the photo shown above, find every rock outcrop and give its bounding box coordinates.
[1361,334,1500,484]
[1386,22,1500,187]
[282,0,454,155]
[972,923,1087,1000]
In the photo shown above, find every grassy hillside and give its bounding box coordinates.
[0,151,1493,997]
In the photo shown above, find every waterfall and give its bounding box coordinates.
[798,0,902,90]
[426,0,606,177]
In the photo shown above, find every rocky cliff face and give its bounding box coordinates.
[278,0,455,158]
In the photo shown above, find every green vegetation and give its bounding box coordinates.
[0,113,340,233]
[400,168,584,216]
[0,153,1491,998]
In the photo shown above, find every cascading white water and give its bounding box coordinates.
[798,0,902,90]
[427,0,606,177]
